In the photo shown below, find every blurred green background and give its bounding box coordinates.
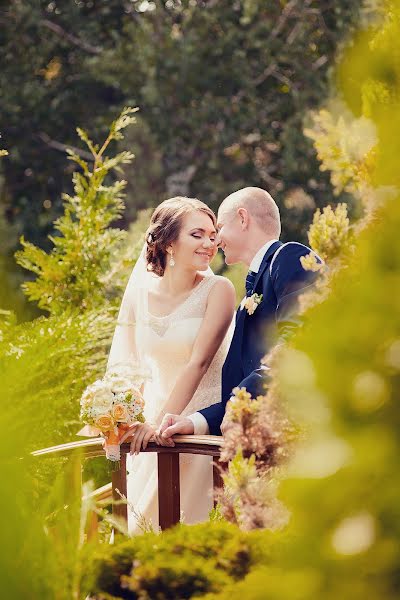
[1,1,399,599]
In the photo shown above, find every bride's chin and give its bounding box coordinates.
[193,257,211,270]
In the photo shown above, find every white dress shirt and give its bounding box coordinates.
[188,239,279,435]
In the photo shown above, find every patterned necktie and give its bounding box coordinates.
[245,270,257,296]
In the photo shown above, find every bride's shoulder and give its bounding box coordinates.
[206,275,235,300]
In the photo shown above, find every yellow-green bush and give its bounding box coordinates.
[82,522,270,599]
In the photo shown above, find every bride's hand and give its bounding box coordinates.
[120,422,156,455]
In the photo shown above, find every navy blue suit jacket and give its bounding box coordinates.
[199,241,321,435]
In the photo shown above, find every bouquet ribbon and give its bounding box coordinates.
[77,422,134,461]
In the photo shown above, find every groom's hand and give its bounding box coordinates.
[220,413,232,435]
[159,414,194,442]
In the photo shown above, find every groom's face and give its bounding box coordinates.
[217,207,243,265]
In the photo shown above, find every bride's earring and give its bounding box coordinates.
[169,250,175,267]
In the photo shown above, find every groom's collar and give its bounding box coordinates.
[249,239,280,273]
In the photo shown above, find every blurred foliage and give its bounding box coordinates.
[0,148,29,317]
[0,273,84,598]
[82,521,270,599]
[1,0,362,280]
[0,2,133,243]
[304,102,377,202]
[0,118,148,598]
[306,202,351,263]
[0,307,115,450]
[217,387,294,531]
[210,0,400,597]
[218,449,290,534]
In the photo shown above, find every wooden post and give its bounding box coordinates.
[157,452,180,530]
[86,511,99,541]
[111,453,128,524]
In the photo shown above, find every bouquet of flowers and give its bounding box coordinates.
[79,364,148,461]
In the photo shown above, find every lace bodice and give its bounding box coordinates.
[134,275,232,421]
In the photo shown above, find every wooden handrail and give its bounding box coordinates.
[83,482,112,502]
[32,435,224,533]
[32,435,223,458]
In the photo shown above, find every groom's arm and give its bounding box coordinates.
[189,402,225,436]
[190,363,270,436]
[271,243,322,342]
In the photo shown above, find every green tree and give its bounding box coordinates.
[0,1,134,243]
[15,107,137,314]
[0,107,149,451]
[1,0,362,270]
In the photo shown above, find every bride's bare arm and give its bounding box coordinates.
[158,278,236,419]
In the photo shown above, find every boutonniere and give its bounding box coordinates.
[240,293,263,315]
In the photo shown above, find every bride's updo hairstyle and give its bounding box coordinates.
[145,196,216,277]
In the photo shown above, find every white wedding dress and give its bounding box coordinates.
[126,274,232,534]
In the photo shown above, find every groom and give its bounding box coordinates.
[159,186,321,438]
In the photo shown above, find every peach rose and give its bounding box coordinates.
[94,414,114,432]
[113,403,128,422]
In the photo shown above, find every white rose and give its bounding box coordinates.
[93,385,114,405]
[81,380,106,407]
[82,385,113,415]
[108,375,133,394]
[80,388,94,408]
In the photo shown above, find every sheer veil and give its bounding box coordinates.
[107,243,214,372]
[107,244,148,371]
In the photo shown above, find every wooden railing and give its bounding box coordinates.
[32,435,224,532]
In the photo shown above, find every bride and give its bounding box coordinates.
[107,196,235,534]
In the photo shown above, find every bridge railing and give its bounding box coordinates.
[32,435,224,533]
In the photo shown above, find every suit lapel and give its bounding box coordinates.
[235,240,283,328]
[251,240,282,294]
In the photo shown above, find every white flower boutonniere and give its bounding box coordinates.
[241,293,263,315]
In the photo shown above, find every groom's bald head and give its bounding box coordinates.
[219,187,281,238]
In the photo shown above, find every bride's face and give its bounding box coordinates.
[170,211,217,271]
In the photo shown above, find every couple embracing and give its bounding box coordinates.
[107,187,321,533]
